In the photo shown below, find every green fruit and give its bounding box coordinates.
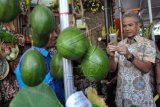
[81,46,109,81]
[30,30,49,47]
[30,5,55,36]
[56,27,90,60]
[9,83,63,107]
[21,49,46,86]
[30,5,55,47]
[0,0,20,22]
[50,52,63,80]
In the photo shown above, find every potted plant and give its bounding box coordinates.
[0,31,19,61]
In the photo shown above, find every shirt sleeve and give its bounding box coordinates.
[143,41,156,63]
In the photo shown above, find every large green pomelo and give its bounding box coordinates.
[0,0,20,22]
[56,27,90,60]
[50,52,63,80]
[21,49,46,86]
[81,46,109,80]
[30,5,55,36]
[9,83,63,107]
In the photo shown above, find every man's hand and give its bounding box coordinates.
[117,43,132,59]
[106,42,117,57]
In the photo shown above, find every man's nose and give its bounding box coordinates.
[126,26,130,30]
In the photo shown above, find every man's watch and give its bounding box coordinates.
[127,54,135,62]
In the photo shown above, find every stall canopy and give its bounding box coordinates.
[114,0,160,24]
[140,0,160,24]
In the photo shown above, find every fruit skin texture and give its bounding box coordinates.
[30,31,49,47]
[56,27,90,60]
[9,83,63,107]
[21,49,46,86]
[30,5,55,47]
[30,5,55,36]
[0,0,20,22]
[81,46,110,81]
[50,52,63,80]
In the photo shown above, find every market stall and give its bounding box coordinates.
[0,0,160,107]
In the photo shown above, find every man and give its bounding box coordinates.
[106,11,156,107]
[15,31,65,105]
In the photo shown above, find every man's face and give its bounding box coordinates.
[122,17,139,38]
[45,31,58,49]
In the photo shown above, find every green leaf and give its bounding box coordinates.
[0,31,18,44]
[140,18,145,37]
[9,83,63,107]
[92,103,99,107]
[148,23,154,40]
[129,104,139,107]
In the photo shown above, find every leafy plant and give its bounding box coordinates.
[85,87,108,107]
[109,26,119,34]
[0,31,18,44]
[101,25,107,39]
[140,18,154,40]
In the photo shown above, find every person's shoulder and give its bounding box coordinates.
[136,35,154,45]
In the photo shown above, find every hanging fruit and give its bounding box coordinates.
[56,27,90,60]
[50,52,63,80]
[21,49,46,86]
[81,46,109,81]
[30,5,55,47]
[0,0,20,22]
[9,84,63,107]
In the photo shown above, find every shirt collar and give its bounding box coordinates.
[126,35,140,44]
[33,47,49,57]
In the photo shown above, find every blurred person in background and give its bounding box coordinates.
[15,30,65,105]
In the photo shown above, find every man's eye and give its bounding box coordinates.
[129,24,133,26]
